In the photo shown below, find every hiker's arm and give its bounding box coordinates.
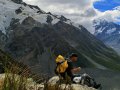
[71,67,81,73]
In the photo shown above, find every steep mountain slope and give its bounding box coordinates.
[93,19,120,54]
[0,0,120,75]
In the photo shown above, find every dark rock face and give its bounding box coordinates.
[11,0,22,4]
[59,15,68,22]
[15,7,23,14]
[46,15,53,24]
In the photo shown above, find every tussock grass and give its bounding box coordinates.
[2,63,29,90]
[0,62,49,90]
[0,50,49,90]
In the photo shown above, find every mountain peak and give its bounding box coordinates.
[93,19,120,54]
[93,19,120,36]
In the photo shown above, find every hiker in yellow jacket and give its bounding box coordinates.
[55,53,81,80]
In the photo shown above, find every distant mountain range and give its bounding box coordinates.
[0,0,120,75]
[93,19,120,54]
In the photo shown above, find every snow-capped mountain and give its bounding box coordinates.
[0,0,81,35]
[93,19,120,54]
[0,0,120,74]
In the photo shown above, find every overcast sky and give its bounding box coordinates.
[23,0,120,33]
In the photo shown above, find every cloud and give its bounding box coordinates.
[23,0,120,33]
[97,10,120,22]
[114,6,120,10]
[23,0,96,13]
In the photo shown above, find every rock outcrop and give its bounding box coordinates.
[47,76,97,90]
[11,0,22,4]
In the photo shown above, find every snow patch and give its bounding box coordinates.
[106,28,116,34]
[95,27,103,35]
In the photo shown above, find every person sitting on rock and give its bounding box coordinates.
[55,53,101,89]
[55,53,81,81]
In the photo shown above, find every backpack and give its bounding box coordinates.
[55,55,68,74]
[80,73,101,89]
[80,73,92,86]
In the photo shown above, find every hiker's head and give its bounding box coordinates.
[69,53,78,62]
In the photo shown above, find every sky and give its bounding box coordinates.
[23,0,120,33]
